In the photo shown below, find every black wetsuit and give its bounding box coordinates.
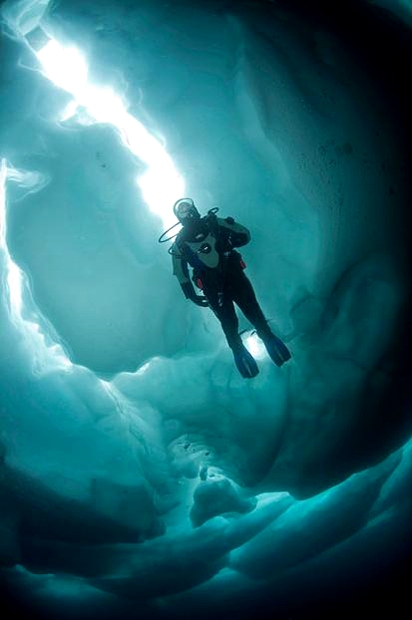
[172,214,272,351]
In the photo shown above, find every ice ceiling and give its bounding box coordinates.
[0,0,411,618]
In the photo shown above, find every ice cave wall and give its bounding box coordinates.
[0,0,411,619]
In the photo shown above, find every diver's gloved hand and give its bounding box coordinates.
[226,233,234,248]
[180,282,209,307]
[192,295,209,307]
[216,231,234,253]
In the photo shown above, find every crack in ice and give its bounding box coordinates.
[34,32,185,229]
[1,0,185,374]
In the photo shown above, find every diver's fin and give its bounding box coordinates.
[232,344,259,379]
[260,334,291,367]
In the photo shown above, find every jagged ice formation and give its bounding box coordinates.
[0,1,411,619]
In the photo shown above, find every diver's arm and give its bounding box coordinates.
[180,282,209,306]
[171,243,209,307]
[216,216,250,247]
[172,245,190,285]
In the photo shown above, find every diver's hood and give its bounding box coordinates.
[173,198,200,224]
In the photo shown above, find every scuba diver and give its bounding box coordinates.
[163,198,291,378]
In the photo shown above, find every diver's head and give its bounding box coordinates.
[173,198,200,225]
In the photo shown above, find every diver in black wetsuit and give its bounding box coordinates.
[169,198,291,378]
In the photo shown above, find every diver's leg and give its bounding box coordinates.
[202,279,259,378]
[203,282,239,348]
[229,268,268,333]
[231,268,291,366]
